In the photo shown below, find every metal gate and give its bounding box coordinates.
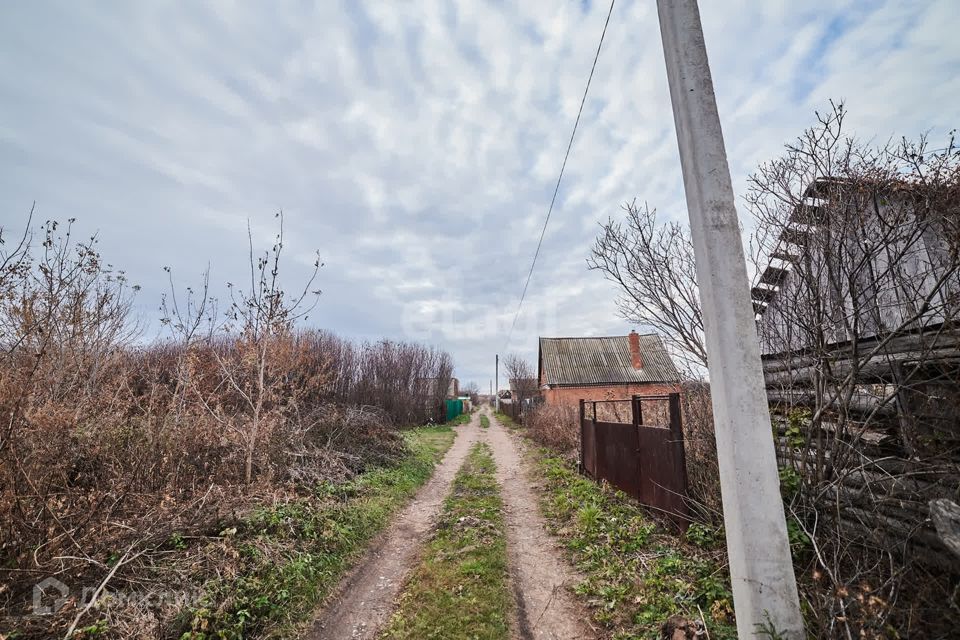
[579,393,689,526]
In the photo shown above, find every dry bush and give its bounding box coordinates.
[525,404,580,454]
[678,381,723,525]
[307,330,454,426]
[591,399,632,423]
[0,214,453,636]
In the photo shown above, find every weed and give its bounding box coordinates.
[531,448,737,638]
[778,466,802,499]
[73,619,109,637]
[785,517,811,550]
[755,612,791,639]
[577,503,602,531]
[447,412,472,426]
[685,522,722,548]
[494,411,518,428]
[785,409,810,448]
[177,425,456,639]
[169,532,187,551]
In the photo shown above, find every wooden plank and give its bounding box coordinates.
[759,265,789,287]
[779,227,809,246]
[751,286,777,303]
[789,204,826,225]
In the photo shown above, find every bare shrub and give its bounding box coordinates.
[311,330,454,425]
[590,398,632,423]
[503,353,538,404]
[678,381,722,525]
[525,404,580,454]
[748,103,960,637]
[0,212,455,636]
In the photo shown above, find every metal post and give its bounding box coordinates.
[655,1,804,637]
[578,399,585,473]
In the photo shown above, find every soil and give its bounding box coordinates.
[303,414,482,639]
[304,408,596,640]
[486,408,596,640]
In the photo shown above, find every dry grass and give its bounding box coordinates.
[523,404,579,453]
[0,216,456,638]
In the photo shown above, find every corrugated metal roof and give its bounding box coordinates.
[539,334,680,386]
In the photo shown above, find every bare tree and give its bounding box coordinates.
[198,214,323,483]
[747,104,960,636]
[502,354,538,404]
[462,380,480,404]
[588,103,960,636]
[588,201,706,371]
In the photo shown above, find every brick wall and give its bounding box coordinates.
[542,382,682,409]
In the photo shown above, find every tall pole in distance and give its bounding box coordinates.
[495,354,499,412]
[656,1,803,637]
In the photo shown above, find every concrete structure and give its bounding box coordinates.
[537,332,681,408]
[656,1,804,636]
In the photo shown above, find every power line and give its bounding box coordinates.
[503,0,616,351]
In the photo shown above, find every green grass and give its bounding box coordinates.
[493,411,517,428]
[446,412,471,426]
[480,414,490,429]
[380,442,510,640]
[178,425,457,640]
[531,449,737,640]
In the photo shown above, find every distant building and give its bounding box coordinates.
[508,377,539,400]
[416,376,459,399]
[538,331,681,408]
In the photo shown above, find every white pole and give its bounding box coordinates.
[655,1,804,637]
[495,354,500,412]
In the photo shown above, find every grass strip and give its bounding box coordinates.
[493,411,518,428]
[530,448,738,639]
[380,442,510,640]
[178,425,457,640]
[480,414,490,429]
[447,412,472,426]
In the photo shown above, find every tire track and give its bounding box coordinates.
[304,415,482,639]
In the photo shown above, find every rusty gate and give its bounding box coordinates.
[579,393,689,526]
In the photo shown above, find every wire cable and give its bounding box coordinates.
[503,0,616,351]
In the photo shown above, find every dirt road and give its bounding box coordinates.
[305,415,482,639]
[305,408,594,639]
[486,409,595,640]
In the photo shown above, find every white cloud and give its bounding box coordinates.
[0,0,957,387]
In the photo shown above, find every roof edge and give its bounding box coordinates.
[539,333,661,341]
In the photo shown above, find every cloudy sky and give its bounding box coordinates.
[1,1,958,389]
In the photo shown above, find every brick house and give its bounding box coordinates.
[537,331,681,408]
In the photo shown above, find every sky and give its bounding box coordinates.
[1,1,958,390]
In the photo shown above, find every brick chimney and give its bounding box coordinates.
[628,330,643,369]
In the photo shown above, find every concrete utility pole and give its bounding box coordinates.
[495,354,500,412]
[655,1,804,637]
